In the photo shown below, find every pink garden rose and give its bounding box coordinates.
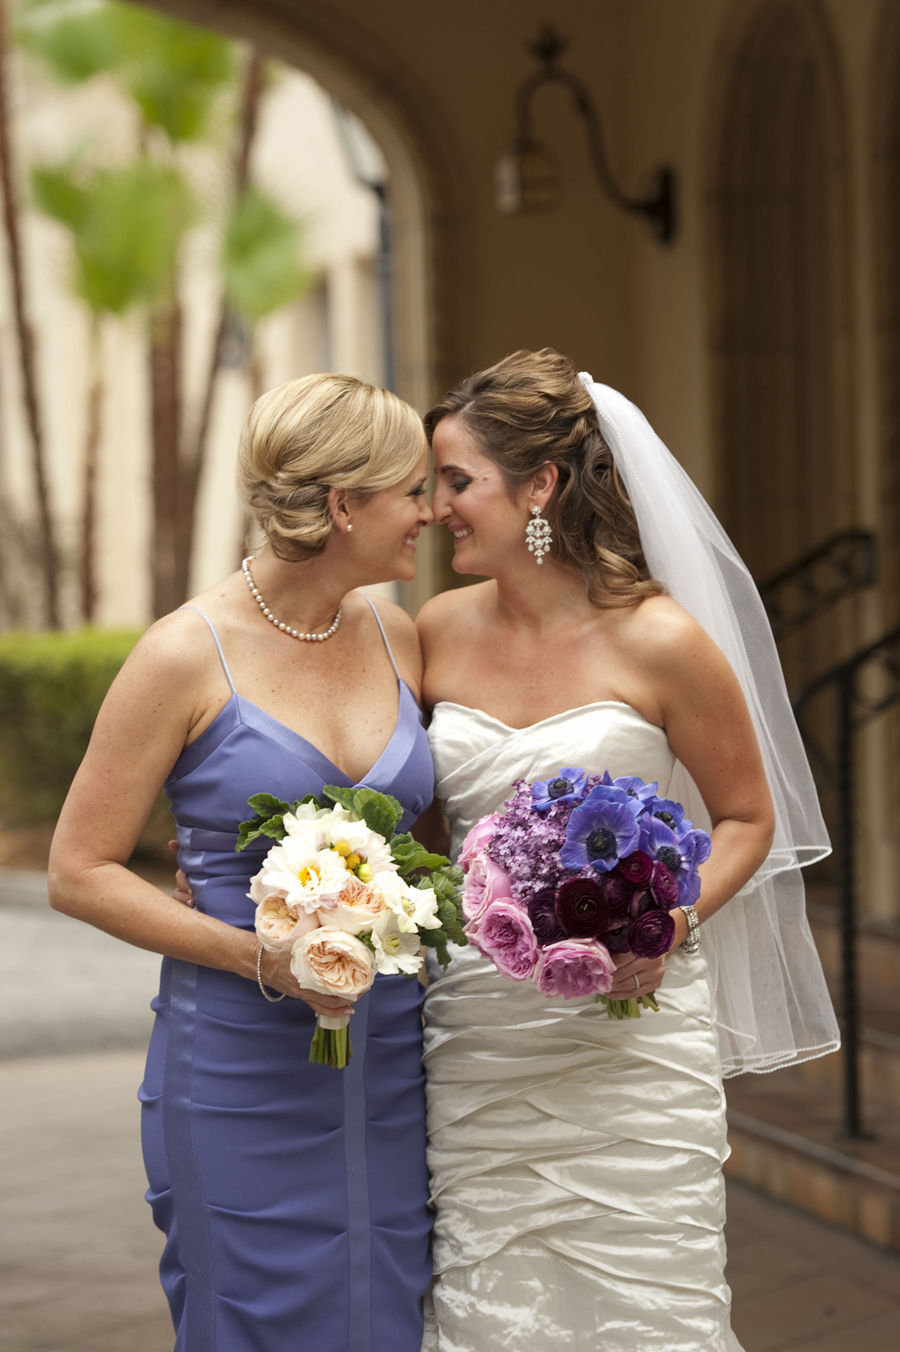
[533,938,615,1000]
[459,814,503,872]
[467,899,539,981]
[290,928,376,999]
[254,895,320,952]
[461,850,515,921]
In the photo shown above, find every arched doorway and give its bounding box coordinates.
[142,0,457,612]
[708,0,856,692]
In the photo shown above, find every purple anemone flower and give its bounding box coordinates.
[531,768,588,813]
[642,795,694,838]
[560,785,642,874]
[638,816,712,906]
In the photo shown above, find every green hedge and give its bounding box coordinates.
[0,628,143,822]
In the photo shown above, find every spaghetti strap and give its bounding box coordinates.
[363,594,400,681]
[181,606,238,696]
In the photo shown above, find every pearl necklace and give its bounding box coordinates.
[241,556,343,642]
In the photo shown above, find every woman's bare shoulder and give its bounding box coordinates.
[113,606,221,695]
[616,594,724,675]
[417,582,493,636]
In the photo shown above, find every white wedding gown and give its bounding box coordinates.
[422,700,744,1352]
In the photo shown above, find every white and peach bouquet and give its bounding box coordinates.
[236,785,466,1067]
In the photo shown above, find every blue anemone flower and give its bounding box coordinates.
[642,795,694,838]
[531,767,588,813]
[560,785,642,873]
[638,816,712,905]
[601,771,659,804]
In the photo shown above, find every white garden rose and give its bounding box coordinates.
[372,871,442,933]
[371,913,423,976]
[281,809,330,853]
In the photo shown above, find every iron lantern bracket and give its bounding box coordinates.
[509,26,677,245]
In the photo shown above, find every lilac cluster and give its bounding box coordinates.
[485,780,574,904]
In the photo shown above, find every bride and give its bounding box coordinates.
[415,348,839,1351]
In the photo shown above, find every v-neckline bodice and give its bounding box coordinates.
[233,680,416,786]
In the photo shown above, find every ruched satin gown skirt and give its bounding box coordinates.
[422,945,743,1352]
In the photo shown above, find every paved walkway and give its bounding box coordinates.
[3,871,899,1350]
[2,1050,898,1352]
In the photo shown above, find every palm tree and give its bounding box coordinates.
[31,159,193,620]
[0,0,60,626]
[18,1,310,614]
[19,0,235,616]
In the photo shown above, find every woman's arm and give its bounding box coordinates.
[48,613,352,1015]
[642,603,776,948]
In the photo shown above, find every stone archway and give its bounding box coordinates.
[140,0,462,610]
[708,0,856,692]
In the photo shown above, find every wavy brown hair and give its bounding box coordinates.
[424,348,665,607]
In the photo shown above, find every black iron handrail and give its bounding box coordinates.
[759,529,877,641]
[794,623,900,1138]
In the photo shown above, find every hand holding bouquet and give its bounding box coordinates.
[461,770,711,1019]
[237,785,466,1066]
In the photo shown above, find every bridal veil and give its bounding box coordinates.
[580,375,840,1075]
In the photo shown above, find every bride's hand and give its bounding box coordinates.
[608,950,666,998]
[258,946,355,1018]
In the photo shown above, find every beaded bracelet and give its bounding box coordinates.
[257,943,286,1002]
[680,904,701,955]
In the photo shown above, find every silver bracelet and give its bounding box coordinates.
[257,943,286,1002]
[680,904,701,954]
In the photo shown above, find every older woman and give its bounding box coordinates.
[48,374,436,1352]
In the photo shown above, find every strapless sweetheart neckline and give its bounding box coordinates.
[431,697,666,735]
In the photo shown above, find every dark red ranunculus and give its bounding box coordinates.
[527,888,568,946]
[555,878,611,939]
[628,907,676,958]
[603,920,632,954]
[650,860,680,909]
[629,887,656,919]
[617,849,654,886]
[598,870,631,916]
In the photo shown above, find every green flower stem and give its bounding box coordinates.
[597,992,661,1021]
[308,1023,354,1069]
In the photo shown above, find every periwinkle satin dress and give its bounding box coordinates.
[423,700,744,1352]
[139,599,434,1352]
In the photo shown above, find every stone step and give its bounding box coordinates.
[807,897,900,1013]
[794,1024,900,1115]
[725,1062,900,1253]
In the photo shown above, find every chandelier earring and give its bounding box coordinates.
[525,503,552,565]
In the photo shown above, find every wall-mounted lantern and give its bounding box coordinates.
[495,25,677,245]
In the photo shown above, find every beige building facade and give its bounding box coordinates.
[3,0,898,917]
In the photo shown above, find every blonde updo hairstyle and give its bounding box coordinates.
[238,373,427,560]
[424,348,665,607]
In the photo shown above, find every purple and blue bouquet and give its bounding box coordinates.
[460,769,712,1018]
